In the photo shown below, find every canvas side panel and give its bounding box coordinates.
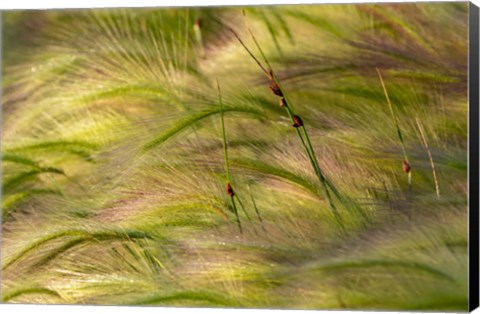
[469,1,480,312]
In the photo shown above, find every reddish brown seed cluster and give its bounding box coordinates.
[279,98,287,107]
[195,18,202,28]
[292,115,304,128]
[226,182,235,197]
[269,80,283,97]
[402,160,411,173]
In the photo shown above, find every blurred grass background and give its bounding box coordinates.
[1,2,469,310]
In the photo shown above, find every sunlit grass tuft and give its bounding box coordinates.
[1,3,469,311]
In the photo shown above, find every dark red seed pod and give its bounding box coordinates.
[269,81,283,97]
[195,18,202,28]
[402,160,411,173]
[292,115,303,128]
[279,98,287,107]
[226,182,235,197]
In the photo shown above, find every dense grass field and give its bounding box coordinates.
[1,2,470,310]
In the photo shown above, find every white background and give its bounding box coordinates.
[0,0,479,314]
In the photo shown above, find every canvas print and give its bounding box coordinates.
[1,1,478,311]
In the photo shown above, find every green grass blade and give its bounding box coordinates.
[143,106,263,151]
[235,195,252,221]
[74,84,170,104]
[230,158,322,198]
[217,80,231,182]
[7,140,97,161]
[230,196,242,233]
[2,153,40,168]
[288,259,456,282]
[132,291,238,306]
[3,168,65,194]
[2,287,62,302]
[2,229,155,270]
[248,184,266,232]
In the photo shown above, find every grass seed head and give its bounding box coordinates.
[292,115,304,128]
[226,182,235,197]
[279,98,287,107]
[402,160,411,173]
[269,80,283,97]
